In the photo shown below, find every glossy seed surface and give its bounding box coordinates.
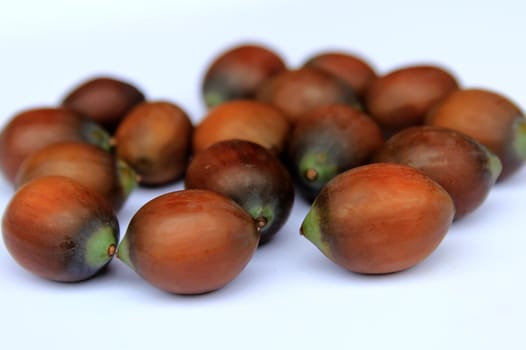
[193,100,290,155]
[373,126,501,219]
[118,189,259,294]
[185,139,294,244]
[365,65,459,135]
[2,176,119,282]
[62,76,145,132]
[0,107,111,183]
[287,104,384,201]
[426,88,526,181]
[114,101,193,186]
[15,141,136,210]
[301,163,455,274]
[256,67,359,122]
[202,44,287,108]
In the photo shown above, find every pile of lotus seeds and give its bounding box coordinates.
[1,43,525,294]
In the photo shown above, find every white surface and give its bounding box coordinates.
[1,1,525,349]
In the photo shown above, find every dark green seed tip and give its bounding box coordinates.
[204,91,225,108]
[513,118,526,161]
[116,236,134,270]
[85,122,112,151]
[117,159,138,197]
[248,204,274,234]
[84,226,118,270]
[487,151,503,183]
[299,152,338,185]
[301,206,331,258]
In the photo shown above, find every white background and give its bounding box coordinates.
[1,1,525,349]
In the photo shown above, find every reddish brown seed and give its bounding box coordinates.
[193,100,290,155]
[426,88,526,181]
[0,107,111,183]
[365,65,459,135]
[15,142,137,211]
[303,51,377,98]
[62,76,145,132]
[256,67,359,123]
[372,126,502,220]
[114,101,193,186]
[301,163,455,274]
[202,43,287,108]
[117,189,260,295]
[185,139,294,244]
[287,104,384,201]
[2,176,119,282]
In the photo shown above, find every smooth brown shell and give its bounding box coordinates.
[365,65,459,134]
[302,163,454,274]
[185,139,294,244]
[287,104,384,201]
[118,189,259,294]
[373,126,501,220]
[0,107,110,183]
[425,88,526,181]
[303,51,377,98]
[193,100,290,155]
[15,142,135,210]
[202,43,287,108]
[114,101,193,186]
[256,67,359,123]
[2,176,119,282]
[62,76,145,132]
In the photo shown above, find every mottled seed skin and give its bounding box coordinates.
[426,88,526,181]
[202,44,287,108]
[287,104,384,201]
[2,176,119,282]
[62,76,145,132]
[373,126,501,220]
[185,140,294,244]
[303,51,377,99]
[301,163,455,274]
[365,65,459,135]
[0,107,111,183]
[114,101,193,186]
[117,190,259,294]
[193,100,290,155]
[256,67,360,123]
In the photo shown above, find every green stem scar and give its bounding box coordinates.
[84,122,112,151]
[248,204,274,232]
[117,159,139,197]
[513,118,526,161]
[117,236,134,270]
[299,151,338,185]
[301,206,332,258]
[487,150,502,183]
[85,226,118,269]
[204,91,225,108]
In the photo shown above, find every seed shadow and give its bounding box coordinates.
[450,199,501,232]
[105,255,270,303]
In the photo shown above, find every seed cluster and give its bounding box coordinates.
[1,42,525,294]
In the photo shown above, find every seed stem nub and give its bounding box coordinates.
[107,244,116,257]
[255,216,268,231]
[305,168,318,181]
